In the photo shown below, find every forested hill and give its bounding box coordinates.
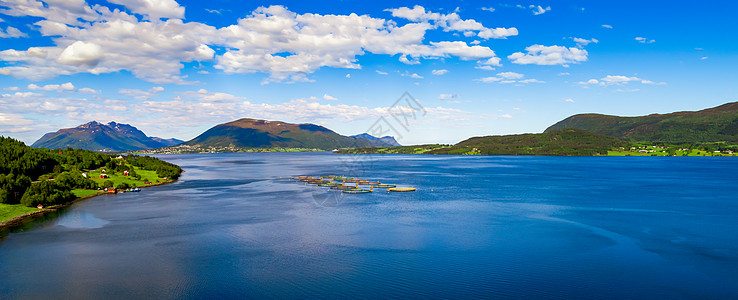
[340,129,628,156]
[0,136,181,208]
[185,118,391,149]
[430,129,627,156]
[545,102,738,144]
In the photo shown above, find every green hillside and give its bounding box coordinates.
[1,136,182,222]
[185,118,389,149]
[545,102,738,144]
[340,129,627,156]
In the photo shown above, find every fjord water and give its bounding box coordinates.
[2,153,738,299]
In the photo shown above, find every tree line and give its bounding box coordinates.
[0,136,181,207]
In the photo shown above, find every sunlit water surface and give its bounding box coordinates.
[1,153,737,299]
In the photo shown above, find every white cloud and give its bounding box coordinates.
[56,41,104,65]
[701,56,708,60]
[432,69,448,75]
[481,7,495,12]
[578,75,665,86]
[508,45,588,66]
[27,82,76,92]
[497,72,524,80]
[1,4,508,84]
[107,0,185,20]
[323,94,338,101]
[78,87,99,94]
[517,4,550,15]
[0,26,27,38]
[118,86,165,99]
[476,72,544,84]
[475,65,495,71]
[564,98,575,103]
[530,5,551,15]
[558,72,571,76]
[3,86,20,91]
[376,70,388,75]
[635,37,655,44]
[602,24,613,29]
[439,93,459,100]
[478,27,518,39]
[401,72,423,79]
[345,74,351,78]
[386,5,517,40]
[572,37,598,47]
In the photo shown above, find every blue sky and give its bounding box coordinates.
[1,0,736,145]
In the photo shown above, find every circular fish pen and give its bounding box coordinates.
[387,187,417,192]
[318,182,340,187]
[343,188,372,194]
[330,185,354,190]
[372,184,396,188]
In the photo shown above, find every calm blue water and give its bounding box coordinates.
[1,153,738,299]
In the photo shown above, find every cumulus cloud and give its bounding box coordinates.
[56,41,104,65]
[323,94,338,101]
[564,98,575,103]
[27,82,75,92]
[602,24,613,29]
[432,69,448,75]
[508,45,588,66]
[1,4,509,84]
[376,70,388,75]
[578,75,665,86]
[386,5,517,40]
[571,37,598,47]
[0,26,27,38]
[481,7,495,12]
[107,0,185,20]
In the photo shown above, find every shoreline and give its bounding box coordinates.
[0,179,177,233]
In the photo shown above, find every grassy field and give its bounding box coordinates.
[608,145,738,156]
[0,204,39,223]
[71,189,103,198]
[88,165,164,188]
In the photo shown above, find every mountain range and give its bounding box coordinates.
[32,121,183,152]
[546,101,738,144]
[32,119,398,151]
[29,101,738,152]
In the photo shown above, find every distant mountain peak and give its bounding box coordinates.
[33,121,180,151]
[350,133,401,147]
[186,118,385,149]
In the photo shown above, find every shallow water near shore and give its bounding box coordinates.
[1,152,738,298]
